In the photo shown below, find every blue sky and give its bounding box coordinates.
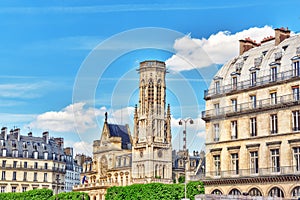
[0,0,300,155]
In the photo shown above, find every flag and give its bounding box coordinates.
[82,175,88,184]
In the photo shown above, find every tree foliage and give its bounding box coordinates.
[105,181,204,200]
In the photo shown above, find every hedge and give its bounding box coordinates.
[50,191,90,200]
[0,189,89,200]
[105,181,204,200]
[0,189,53,200]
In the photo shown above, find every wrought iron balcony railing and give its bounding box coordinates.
[205,165,300,179]
[204,69,300,99]
[202,93,300,120]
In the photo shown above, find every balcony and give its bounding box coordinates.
[205,165,300,179]
[202,93,300,120]
[204,69,300,99]
[0,164,65,173]
[73,181,119,191]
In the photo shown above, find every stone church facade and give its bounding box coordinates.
[73,60,173,200]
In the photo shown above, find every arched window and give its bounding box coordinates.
[157,79,162,114]
[248,188,262,196]
[229,188,241,196]
[291,186,300,198]
[268,187,284,198]
[148,79,154,106]
[211,189,222,195]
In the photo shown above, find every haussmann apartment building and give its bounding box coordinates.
[202,27,300,199]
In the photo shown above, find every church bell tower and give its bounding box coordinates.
[132,60,172,183]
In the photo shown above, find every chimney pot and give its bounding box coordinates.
[275,27,290,46]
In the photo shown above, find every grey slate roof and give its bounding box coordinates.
[107,124,131,150]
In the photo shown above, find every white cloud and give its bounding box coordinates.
[166,25,274,71]
[107,107,135,125]
[0,82,49,99]
[28,102,107,133]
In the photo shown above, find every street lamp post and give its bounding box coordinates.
[179,118,193,200]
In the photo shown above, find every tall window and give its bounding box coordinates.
[44,163,48,170]
[0,186,5,193]
[24,162,27,168]
[231,99,237,112]
[2,149,6,157]
[213,124,220,142]
[250,71,257,86]
[2,160,6,168]
[23,151,28,158]
[23,172,27,181]
[12,150,18,158]
[13,161,17,168]
[157,81,161,114]
[250,95,256,108]
[11,186,16,193]
[12,172,16,180]
[250,151,259,174]
[293,111,300,131]
[148,80,154,106]
[44,173,48,182]
[214,103,220,115]
[293,86,300,101]
[34,162,38,169]
[270,92,277,105]
[293,61,300,77]
[270,66,277,82]
[250,117,257,136]
[22,187,27,192]
[231,153,239,175]
[215,81,220,94]
[231,121,238,139]
[293,147,300,171]
[34,172,37,181]
[1,171,5,180]
[213,155,221,176]
[270,114,278,134]
[232,77,237,90]
[271,149,280,172]
[269,187,284,198]
[292,186,300,198]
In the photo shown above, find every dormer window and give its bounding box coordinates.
[297,47,300,55]
[250,71,257,86]
[269,62,278,82]
[262,50,268,56]
[254,56,263,68]
[215,81,220,94]
[22,142,27,149]
[232,76,238,90]
[282,45,288,52]
[274,52,282,61]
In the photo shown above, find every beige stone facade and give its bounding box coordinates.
[202,28,300,199]
[0,128,66,194]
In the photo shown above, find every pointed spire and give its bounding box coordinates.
[134,104,138,118]
[167,104,171,117]
[105,112,108,123]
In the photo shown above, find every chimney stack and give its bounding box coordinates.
[54,137,64,149]
[239,37,259,55]
[1,127,7,140]
[42,131,49,144]
[64,147,73,156]
[275,27,290,46]
[13,128,20,141]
